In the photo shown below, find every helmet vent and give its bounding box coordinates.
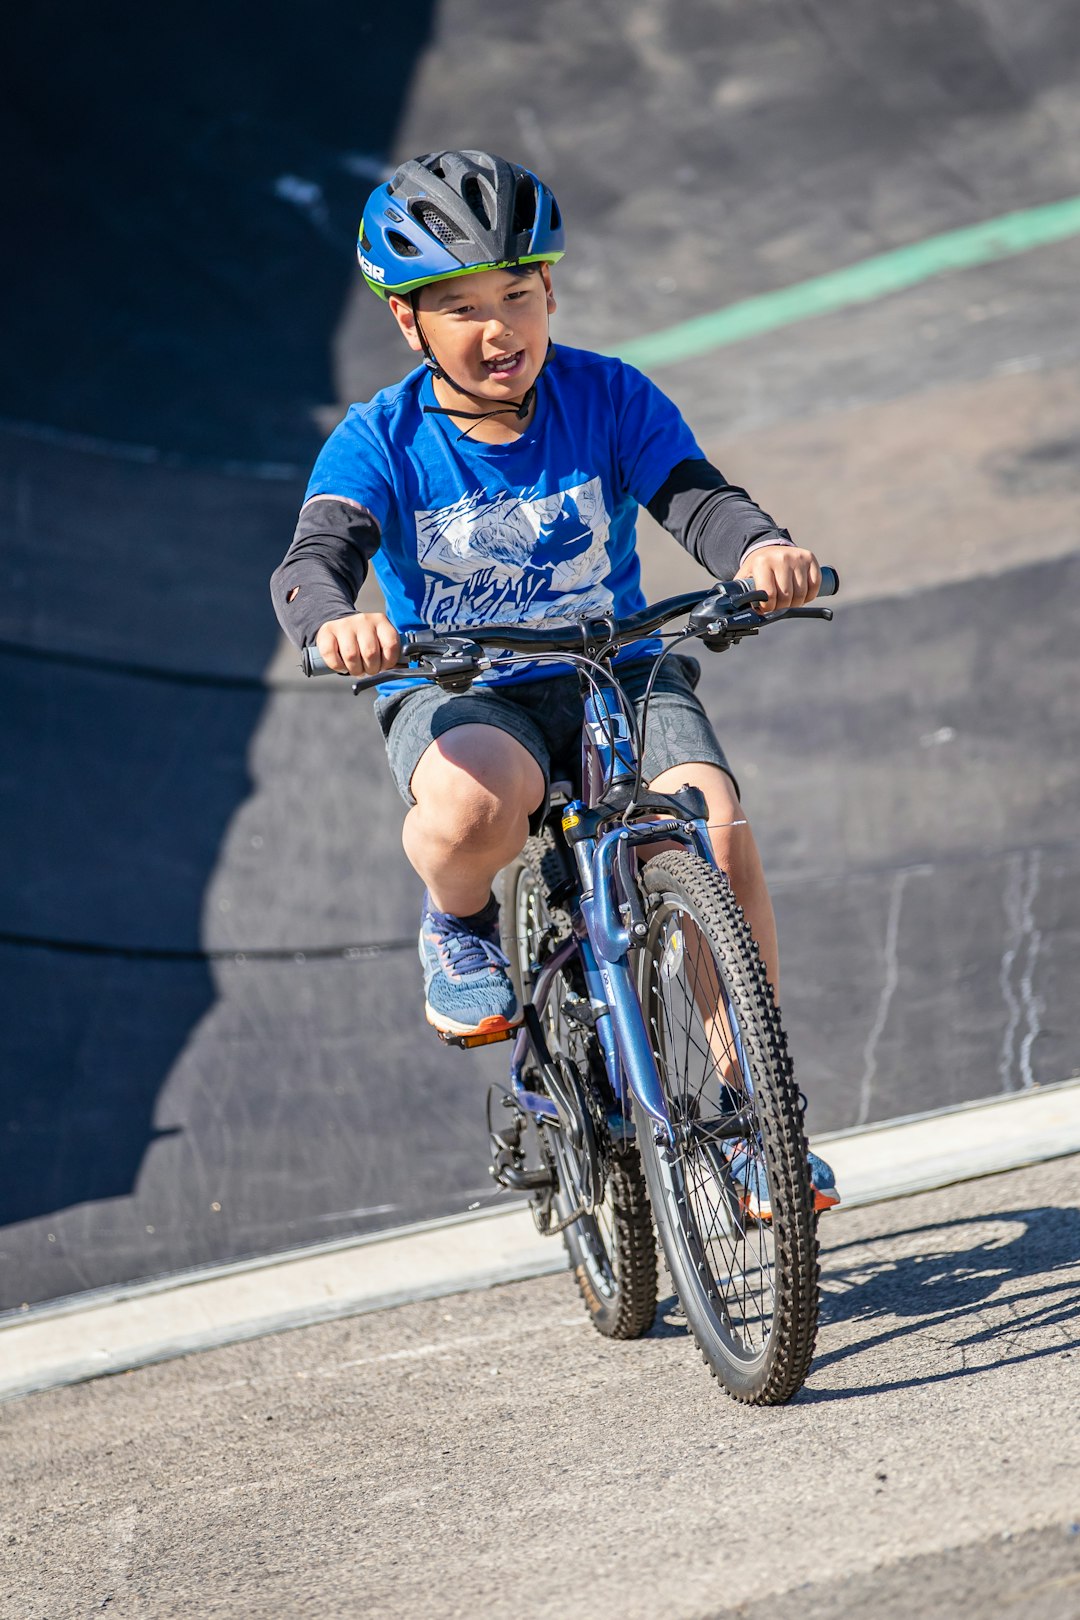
[462,176,490,230]
[359,225,371,252]
[512,176,537,236]
[387,230,421,257]
[415,204,468,245]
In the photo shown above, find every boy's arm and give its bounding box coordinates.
[270,495,382,646]
[647,458,819,612]
[270,494,400,675]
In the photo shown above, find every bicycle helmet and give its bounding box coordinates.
[357,149,565,299]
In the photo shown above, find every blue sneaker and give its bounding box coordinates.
[723,1142,840,1221]
[418,892,521,1041]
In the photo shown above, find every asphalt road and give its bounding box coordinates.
[4,1155,1078,1619]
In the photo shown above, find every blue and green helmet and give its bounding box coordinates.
[358,149,565,300]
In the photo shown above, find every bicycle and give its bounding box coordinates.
[302,568,839,1404]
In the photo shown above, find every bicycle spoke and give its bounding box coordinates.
[639,874,803,1369]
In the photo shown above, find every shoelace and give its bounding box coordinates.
[427,914,510,978]
[724,1140,833,1193]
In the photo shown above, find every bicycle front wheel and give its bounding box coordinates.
[634,849,819,1404]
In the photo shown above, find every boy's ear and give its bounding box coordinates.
[388,294,424,353]
[541,264,557,315]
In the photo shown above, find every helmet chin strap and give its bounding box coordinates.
[414,306,552,437]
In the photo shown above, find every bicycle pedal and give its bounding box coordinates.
[439,1025,518,1049]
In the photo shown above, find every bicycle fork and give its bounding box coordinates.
[509,813,714,1146]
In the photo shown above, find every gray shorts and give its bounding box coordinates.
[374,655,738,824]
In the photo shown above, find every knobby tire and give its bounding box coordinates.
[634,849,819,1404]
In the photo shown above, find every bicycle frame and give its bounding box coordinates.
[507,672,716,1142]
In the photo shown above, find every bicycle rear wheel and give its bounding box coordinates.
[634,849,819,1403]
[501,831,657,1339]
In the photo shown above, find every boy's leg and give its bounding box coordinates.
[399,720,544,1040]
[648,761,779,994]
[403,723,545,915]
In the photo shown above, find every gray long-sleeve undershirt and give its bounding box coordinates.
[270,496,384,648]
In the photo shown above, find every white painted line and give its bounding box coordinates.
[2,1078,1078,1404]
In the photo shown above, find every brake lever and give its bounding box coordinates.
[759,606,834,624]
[339,634,489,696]
[402,632,482,660]
[689,595,769,651]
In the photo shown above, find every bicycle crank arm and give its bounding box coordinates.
[522,1004,583,1148]
[492,1163,556,1192]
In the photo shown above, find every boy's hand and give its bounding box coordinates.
[736,544,821,614]
[315,612,401,676]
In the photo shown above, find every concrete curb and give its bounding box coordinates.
[2,1077,1078,1403]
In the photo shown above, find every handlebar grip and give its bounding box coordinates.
[302,636,428,677]
[300,644,331,677]
[818,566,840,598]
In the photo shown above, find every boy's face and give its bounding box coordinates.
[388,265,556,400]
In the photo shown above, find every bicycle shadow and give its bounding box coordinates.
[803,1202,1080,1400]
[646,1203,1080,1386]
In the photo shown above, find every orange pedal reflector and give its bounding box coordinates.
[440,1026,517,1049]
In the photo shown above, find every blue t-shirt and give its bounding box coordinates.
[304,344,702,686]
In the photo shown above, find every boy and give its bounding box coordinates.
[271,149,837,1211]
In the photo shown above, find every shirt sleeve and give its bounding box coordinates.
[270,496,383,648]
[610,361,705,507]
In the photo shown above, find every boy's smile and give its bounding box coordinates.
[481,348,526,381]
[389,265,556,435]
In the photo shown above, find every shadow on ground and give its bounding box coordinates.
[645,1201,1080,1402]
[811,1203,1080,1397]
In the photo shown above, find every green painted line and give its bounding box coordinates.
[613,195,1080,370]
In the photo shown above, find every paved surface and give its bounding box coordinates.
[3,0,1080,1307]
[3,1157,1079,1618]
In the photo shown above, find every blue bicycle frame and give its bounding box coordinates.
[507,676,718,1143]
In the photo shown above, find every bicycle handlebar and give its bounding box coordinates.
[300,566,840,680]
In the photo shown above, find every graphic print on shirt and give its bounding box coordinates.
[415,476,615,631]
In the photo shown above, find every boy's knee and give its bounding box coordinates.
[410,728,543,840]
[649,761,761,879]
[416,772,510,839]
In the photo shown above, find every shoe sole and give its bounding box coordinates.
[737,1186,842,1223]
[424,1005,523,1039]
